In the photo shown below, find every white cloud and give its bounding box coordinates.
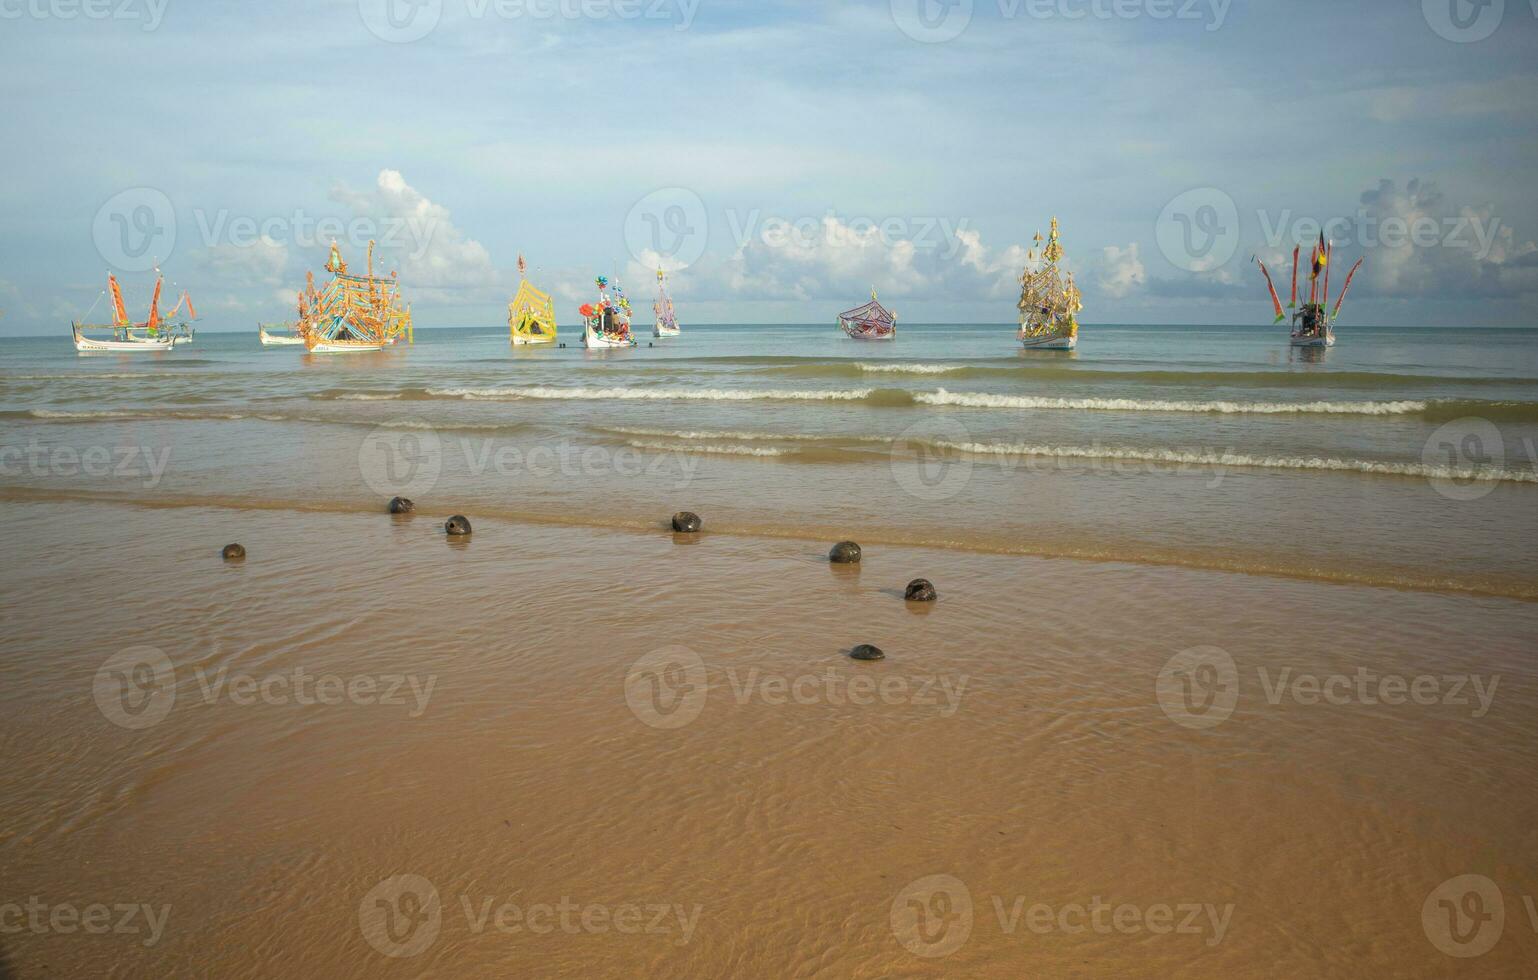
[328,169,504,301]
[1353,178,1538,300]
[188,237,289,287]
[1095,243,1146,299]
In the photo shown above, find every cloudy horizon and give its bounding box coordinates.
[2,0,1536,335]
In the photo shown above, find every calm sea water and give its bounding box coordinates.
[3,322,1536,596]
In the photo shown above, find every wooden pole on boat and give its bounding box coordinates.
[1288,245,1299,308]
[1321,241,1332,326]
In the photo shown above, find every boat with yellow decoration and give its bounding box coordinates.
[509,254,557,345]
[295,240,413,353]
[1017,218,1080,350]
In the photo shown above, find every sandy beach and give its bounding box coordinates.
[3,485,1536,976]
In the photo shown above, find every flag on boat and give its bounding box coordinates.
[1254,256,1285,323]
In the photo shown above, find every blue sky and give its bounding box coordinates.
[0,0,1535,334]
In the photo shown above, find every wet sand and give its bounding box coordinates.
[2,499,1535,976]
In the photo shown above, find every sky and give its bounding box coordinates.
[0,0,1536,334]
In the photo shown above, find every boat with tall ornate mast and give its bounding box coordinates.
[1016,218,1080,350]
[1254,234,1363,348]
[653,268,680,337]
[836,288,897,340]
[509,253,557,345]
[580,276,637,348]
[72,270,196,352]
[295,240,413,353]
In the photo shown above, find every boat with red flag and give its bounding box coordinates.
[1254,233,1363,349]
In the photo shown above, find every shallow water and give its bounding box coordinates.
[2,324,1537,975]
[2,323,1536,597]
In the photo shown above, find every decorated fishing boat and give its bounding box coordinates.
[653,268,680,337]
[258,322,306,346]
[295,240,413,353]
[1017,218,1080,350]
[837,289,896,340]
[72,271,195,352]
[1254,233,1363,349]
[580,276,637,348]
[509,254,557,345]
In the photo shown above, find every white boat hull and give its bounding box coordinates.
[308,340,387,353]
[1019,333,1077,350]
[259,326,307,347]
[1289,333,1335,348]
[73,324,173,352]
[587,330,636,346]
[584,327,635,348]
[654,324,680,337]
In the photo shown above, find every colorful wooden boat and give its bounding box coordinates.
[1255,235,1362,349]
[72,271,195,352]
[295,240,413,354]
[837,289,897,340]
[1017,218,1080,350]
[509,254,557,345]
[580,277,637,348]
[653,268,680,337]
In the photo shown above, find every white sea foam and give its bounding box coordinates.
[915,389,1427,415]
[856,362,963,375]
[599,426,835,443]
[428,386,875,403]
[625,439,790,457]
[935,441,1538,482]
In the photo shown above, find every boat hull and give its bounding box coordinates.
[654,324,681,337]
[512,332,557,346]
[259,326,307,347]
[584,328,636,349]
[1289,333,1335,348]
[72,324,173,352]
[1019,333,1077,350]
[307,340,388,353]
[839,325,895,341]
